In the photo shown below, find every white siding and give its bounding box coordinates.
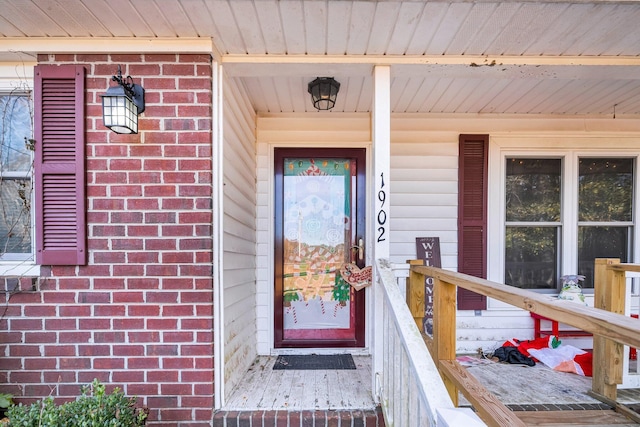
[390,115,640,353]
[389,120,459,268]
[223,76,257,397]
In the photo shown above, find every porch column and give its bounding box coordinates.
[212,60,225,409]
[372,65,391,260]
[372,65,391,393]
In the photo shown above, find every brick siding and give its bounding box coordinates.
[0,54,214,426]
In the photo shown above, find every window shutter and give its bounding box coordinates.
[34,65,87,265]
[457,134,488,310]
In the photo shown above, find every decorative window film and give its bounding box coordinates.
[282,158,353,332]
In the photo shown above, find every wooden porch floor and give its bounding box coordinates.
[223,355,377,411]
[460,355,640,426]
[223,353,640,425]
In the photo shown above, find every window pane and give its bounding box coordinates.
[506,158,561,222]
[579,158,633,222]
[0,95,32,172]
[505,227,558,289]
[578,226,628,289]
[0,178,31,254]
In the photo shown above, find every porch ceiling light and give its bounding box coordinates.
[308,77,340,111]
[101,65,145,134]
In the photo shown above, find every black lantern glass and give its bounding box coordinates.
[101,66,145,134]
[308,77,340,110]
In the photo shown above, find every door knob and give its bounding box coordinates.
[351,238,364,261]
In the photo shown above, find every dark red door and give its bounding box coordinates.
[274,148,366,348]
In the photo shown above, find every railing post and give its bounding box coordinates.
[434,277,458,406]
[408,260,425,332]
[592,258,624,402]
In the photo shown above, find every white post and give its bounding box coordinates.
[373,65,391,260]
[372,65,391,400]
[212,61,225,409]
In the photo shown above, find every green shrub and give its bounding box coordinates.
[6,379,148,427]
[0,392,14,419]
[0,393,14,410]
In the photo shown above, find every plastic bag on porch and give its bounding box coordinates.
[527,344,593,376]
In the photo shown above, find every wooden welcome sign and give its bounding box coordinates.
[415,237,441,336]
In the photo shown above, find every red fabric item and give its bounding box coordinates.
[514,336,552,358]
[573,352,593,377]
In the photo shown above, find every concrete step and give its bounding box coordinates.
[213,407,386,426]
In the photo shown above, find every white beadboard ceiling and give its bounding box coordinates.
[2,0,640,116]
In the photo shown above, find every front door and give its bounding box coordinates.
[274,148,366,348]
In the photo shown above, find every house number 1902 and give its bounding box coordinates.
[377,172,387,242]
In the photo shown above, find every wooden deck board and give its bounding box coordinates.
[224,353,640,427]
[462,358,607,405]
[515,409,638,426]
[458,355,640,426]
[223,355,377,410]
[440,359,526,427]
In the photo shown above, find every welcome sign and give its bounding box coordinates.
[415,237,441,336]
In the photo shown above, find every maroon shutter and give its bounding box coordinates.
[457,134,488,310]
[34,65,87,265]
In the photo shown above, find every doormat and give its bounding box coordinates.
[273,354,356,370]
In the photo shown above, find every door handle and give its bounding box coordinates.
[351,238,364,261]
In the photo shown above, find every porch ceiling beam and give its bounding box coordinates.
[222,54,640,80]
[222,54,640,67]
[2,38,639,81]
[2,38,639,68]
[0,37,216,60]
[224,63,640,81]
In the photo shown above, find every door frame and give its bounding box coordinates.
[273,147,367,348]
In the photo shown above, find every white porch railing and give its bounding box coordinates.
[375,259,485,426]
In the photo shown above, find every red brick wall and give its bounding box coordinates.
[0,54,215,426]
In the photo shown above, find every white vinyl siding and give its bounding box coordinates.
[389,117,460,270]
[391,118,640,353]
[223,75,257,397]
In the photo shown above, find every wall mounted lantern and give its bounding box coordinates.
[101,65,145,134]
[308,77,340,110]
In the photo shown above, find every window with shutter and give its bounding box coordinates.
[457,134,488,310]
[34,65,87,266]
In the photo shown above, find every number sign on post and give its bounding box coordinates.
[415,237,441,336]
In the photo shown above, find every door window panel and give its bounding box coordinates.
[282,158,353,333]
